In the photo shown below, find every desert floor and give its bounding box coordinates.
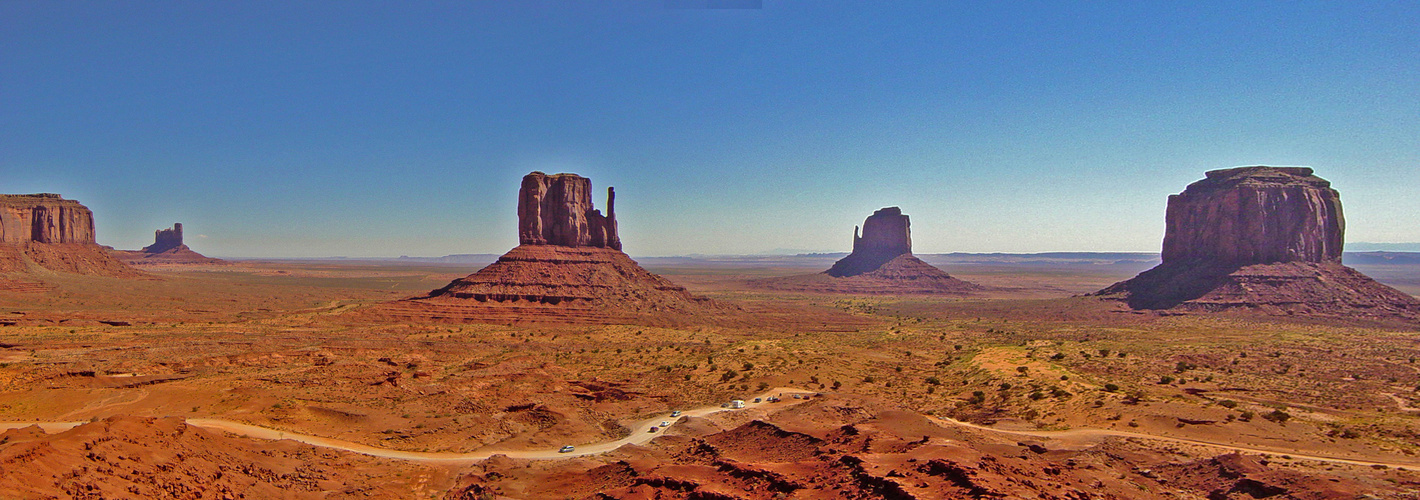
[1,256,1418,499]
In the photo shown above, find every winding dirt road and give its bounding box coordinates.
[7,390,1418,469]
[1,388,815,465]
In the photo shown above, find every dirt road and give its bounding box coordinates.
[9,390,1417,469]
[1,387,816,464]
[929,415,1420,469]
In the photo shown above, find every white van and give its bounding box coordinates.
[729,399,745,409]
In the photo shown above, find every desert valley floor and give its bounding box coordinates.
[2,254,1419,499]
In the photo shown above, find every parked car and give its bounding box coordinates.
[670,411,682,417]
[753,397,762,403]
[648,426,658,433]
[559,445,575,453]
[660,421,670,427]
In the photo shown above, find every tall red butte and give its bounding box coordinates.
[0,193,142,278]
[1096,166,1420,321]
[751,207,982,294]
[378,172,719,325]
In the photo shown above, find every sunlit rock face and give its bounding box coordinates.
[1096,166,1419,322]
[0,194,96,244]
[380,171,725,326]
[1161,166,1343,266]
[517,172,620,250]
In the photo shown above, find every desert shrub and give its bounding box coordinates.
[1218,399,1238,409]
[1239,411,1254,422]
[1340,428,1361,439]
[757,382,769,391]
[926,376,941,386]
[1029,391,1045,400]
[720,370,738,382]
[1016,366,1029,374]
[1050,353,1066,360]
[969,391,986,404]
[999,383,1012,391]
[832,380,842,390]
[742,362,753,371]
[1174,362,1195,373]
[1158,375,1175,384]
[863,376,876,383]
[1098,349,1111,357]
[1103,383,1119,392]
[1262,410,1291,424]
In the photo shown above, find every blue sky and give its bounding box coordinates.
[3,1,1418,257]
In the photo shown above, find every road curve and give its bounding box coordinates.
[8,390,1418,469]
[1,387,817,465]
[929,415,1420,469]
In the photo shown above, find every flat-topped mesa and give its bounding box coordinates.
[142,223,183,253]
[1095,166,1419,322]
[0,193,97,244]
[1162,166,1343,266]
[827,207,913,277]
[0,193,144,277]
[517,172,621,250]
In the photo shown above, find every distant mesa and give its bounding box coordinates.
[111,223,224,266]
[0,193,143,280]
[375,172,724,325]
[1095,166,1420,321]
[750,207,983,294]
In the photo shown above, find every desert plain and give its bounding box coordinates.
[2,252,1419,499]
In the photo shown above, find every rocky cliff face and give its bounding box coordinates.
[1161,166,1343,265]
[1097,166,1419,322]
[381,171,723,325]
[0,194,97,244]
[517,172,620,250]
[827,207,914,277]
[142,223,183,253]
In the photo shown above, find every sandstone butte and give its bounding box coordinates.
[376,172,721,325]
[1095,166,1420,322]
[110,223,224,265]
[0,193,143,282]
[751,207,983,294]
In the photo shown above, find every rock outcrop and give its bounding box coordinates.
[143,223,184,253]
[1096,166,1420,322]
[826,207,912,277]
[0,193,96,244]
[376,172,723,325]
[0,194,142,278]
[112,223,224,266]
[1161,166,1344,265]
[752,207,982,294]
[518,172,620,249]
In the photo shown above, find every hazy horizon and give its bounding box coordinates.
[5,2,1418,258]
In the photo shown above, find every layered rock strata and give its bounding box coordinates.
[752,207,982,294]
[380,172,719,325]
[0,194,141,277]
[1096,166,1420,321]
[519,172,620,250]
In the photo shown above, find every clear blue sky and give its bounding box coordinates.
[3,1,1418,257]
